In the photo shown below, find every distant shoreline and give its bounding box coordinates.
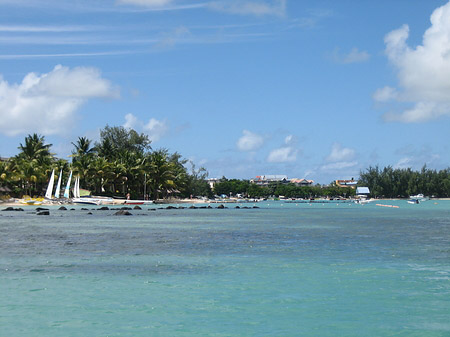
[1,197,449,208]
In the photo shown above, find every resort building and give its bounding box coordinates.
[290,178,314,186]
[251,175,289,186]
[335,179,358,188]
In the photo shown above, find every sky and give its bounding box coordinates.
[0,0,449,184]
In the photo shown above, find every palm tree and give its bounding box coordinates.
[71,137,96,190]
[147,149,176,200]
[17,134,52,162]
[71,137,96,158]
[13,134,54,196]
[86,156,107,193]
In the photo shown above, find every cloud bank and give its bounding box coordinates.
[375,2,450,122]
[0,65,117,136]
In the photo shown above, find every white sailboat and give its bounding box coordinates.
[63,171,72,199]
[54,170,63,199]
[45,169,55,199]
[72,175,103,205]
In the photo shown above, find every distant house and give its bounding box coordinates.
[290,178,314,186]
[207,178,221,190]
[0,157,9,162]
[251,175,288,186]
[336,179,358,188]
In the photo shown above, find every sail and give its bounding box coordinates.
[54,170,63,199]
[63,171,72,198]
[74,176,80,198]
[45,169,55,199]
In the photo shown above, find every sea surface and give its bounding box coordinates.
[1,200,449,336]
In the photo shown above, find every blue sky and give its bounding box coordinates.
[0,0,449,183]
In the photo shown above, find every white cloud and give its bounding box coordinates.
[0,65,117,136]
[123,113,168,142]
[320,161,358,171]
[326,143,355,162]
[267,146,297,163]
[0,25,88,32]
[373,86,398,102]
[320,143,357,173]
[155,26,191,50]
[383,101,449,123]
[332,47,370,64]
[144,118,168,142]
[123,113,139,129]
[116,0,172,7]
[237,129,264,151]
[284,134,294,145]
[266,133,299,162]
[208,0,286,17]
[376,2,450,122]
[393,145,441,169]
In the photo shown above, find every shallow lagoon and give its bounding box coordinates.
[1,201,449,336]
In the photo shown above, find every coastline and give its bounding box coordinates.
[1,197,449,208]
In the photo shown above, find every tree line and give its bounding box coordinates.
[212,178,356,199]
[0,126,210,200]
[358,165,450,198]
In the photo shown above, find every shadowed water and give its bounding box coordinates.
[1,201,449,336]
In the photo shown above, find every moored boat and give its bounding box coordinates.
[409,194,429,201]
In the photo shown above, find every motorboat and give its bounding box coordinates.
[409,194,428,201]
[72,197,102,205]
[123,200,153,205]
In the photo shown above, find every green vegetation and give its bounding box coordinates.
[0,126,211,200]
[359,165,450,198]
[212,178,356,199]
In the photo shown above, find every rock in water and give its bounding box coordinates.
[37,211,50,215]
[114,210,132,216]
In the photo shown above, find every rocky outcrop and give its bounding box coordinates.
[114,210,132,216]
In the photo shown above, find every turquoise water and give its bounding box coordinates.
[1,201,449,336]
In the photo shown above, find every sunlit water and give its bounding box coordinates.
[1,200,449,336]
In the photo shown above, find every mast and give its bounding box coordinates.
[54,170,63,199]
[45,169,55,199]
